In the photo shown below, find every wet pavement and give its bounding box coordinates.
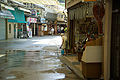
[0,36,80,80]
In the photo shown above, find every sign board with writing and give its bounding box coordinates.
[27,17,37,23]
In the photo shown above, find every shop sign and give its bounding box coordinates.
[41,18,46,23]
[31,10,36,16]
[27,17,37,23]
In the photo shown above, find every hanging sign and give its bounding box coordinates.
[27,17,37,23]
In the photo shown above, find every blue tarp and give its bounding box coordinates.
[8,8,26,23]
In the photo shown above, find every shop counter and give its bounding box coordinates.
[81,46,103,78]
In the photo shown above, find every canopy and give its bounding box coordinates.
[15,0,59,6]
[8,8,26,23]
[0,10,14,19]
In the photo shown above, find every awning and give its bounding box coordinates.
[9,0,25,6]
[57,21,67,25]
[1,4,15,11]
[8,8,26,23]
[45,7,57,14]
[0,10,15,19]
[18,7,31,13]
[45,12,57,21]
[15,0,59,6]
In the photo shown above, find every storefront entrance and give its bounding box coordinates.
[110,0,120,79]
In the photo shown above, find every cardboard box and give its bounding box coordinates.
[96,37,103,46]
[82,61,101,78]
[86,40,96,46]
[86,37,103,46]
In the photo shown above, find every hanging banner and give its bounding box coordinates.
[27,17,37,23]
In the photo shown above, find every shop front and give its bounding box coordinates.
[45,12,57,35]
[0,9,14,40]
[38,18,49,36]
[0,18,6,40]
[27,17,37,37]
[66,0,105,79]
[8,8,26,39]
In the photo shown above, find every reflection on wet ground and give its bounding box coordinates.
[0,50,80,80]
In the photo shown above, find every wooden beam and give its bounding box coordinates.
[104,0,112,80]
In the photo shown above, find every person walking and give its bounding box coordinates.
[51,27,54,35]
[60,33,68,55]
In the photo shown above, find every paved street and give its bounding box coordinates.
[0,36,79,80]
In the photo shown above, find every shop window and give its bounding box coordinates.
[9,24,11,33]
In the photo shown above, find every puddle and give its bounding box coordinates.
[0,49,79,80]
[6,76,16,79]
[43,46,58,51]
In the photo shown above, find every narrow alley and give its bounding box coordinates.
[0,0,120,80]
[0,36,80,80]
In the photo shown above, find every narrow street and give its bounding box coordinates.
[0,36,80,80]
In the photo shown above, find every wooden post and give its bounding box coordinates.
[6,19,8,40]
[104,0,112,80]
[34,23,35,36]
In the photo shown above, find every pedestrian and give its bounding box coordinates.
[61,27,64,33]
[60,33,68,55]
[51,27,54,35]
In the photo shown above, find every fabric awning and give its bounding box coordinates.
[15,0,59,6]
[1,4,15,11]
[57,21,67,25]
[18,7,31,13]
[0,10,14,19]
[9,0,25,6]
[8,8,26,23]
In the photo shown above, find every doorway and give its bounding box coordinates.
[110,0,120,79]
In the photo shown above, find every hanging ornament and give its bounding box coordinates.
[93,1,105,34]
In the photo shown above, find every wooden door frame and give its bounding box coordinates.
[104,0,112,80]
